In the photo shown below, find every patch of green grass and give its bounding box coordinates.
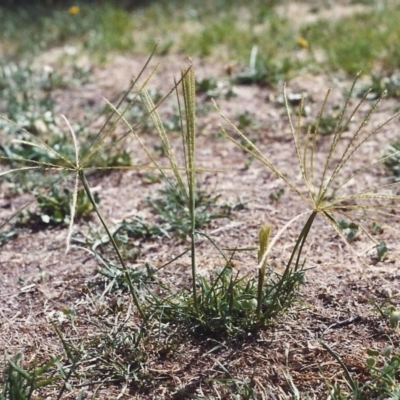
[2,0,400,80]
[302,3,400,74]
[8,0,399,80]
[0,1,304,81]
[1,321,81,400]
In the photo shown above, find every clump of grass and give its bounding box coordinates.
[146,246,305,336]
[1,320,82,400]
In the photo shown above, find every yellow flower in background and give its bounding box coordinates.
[68,5,80,15]
[297,36,309,49]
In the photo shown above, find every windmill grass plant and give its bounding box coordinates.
[0,52,168,322]
[216,76,400,276]
[108,63,306,335]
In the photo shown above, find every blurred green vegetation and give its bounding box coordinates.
[301,3,400,74]
[0,1,400,78]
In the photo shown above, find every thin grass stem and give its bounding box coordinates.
[79,170,147,323]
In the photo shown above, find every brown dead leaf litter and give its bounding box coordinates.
[1,50,400,399]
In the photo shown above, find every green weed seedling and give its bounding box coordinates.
[0,229,18,247]
[147,185,227,240]
[18,186,98,228]
[374,241,388,262]
[236,111,258,131]
[321,342,400,399]
[366,346,400,398]
[384,139,400,181]
[195,76,218,94]
[370,297,400,329]
[310,107,343,136]
[337,219,360,243]
[357,74,400,100]
[269,188,284,203]
[115,215,167,240]
[94,260,153,295]
[196,76,235,100]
